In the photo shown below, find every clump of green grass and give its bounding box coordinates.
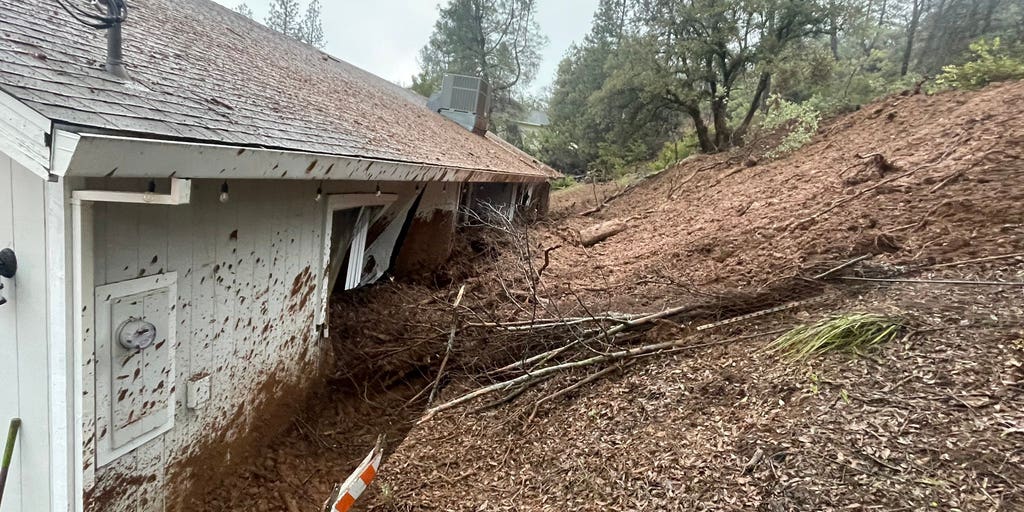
[766,313,902,360]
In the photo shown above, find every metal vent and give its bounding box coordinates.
[432,74,492,135]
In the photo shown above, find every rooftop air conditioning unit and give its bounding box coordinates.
[430,74,492,135]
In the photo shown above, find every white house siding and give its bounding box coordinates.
[78,178,458,512]
[0,152,68,512]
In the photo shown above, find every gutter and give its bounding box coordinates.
[53,132,550,183]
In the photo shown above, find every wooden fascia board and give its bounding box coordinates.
[62,133,549,183]
[0,89,52,180]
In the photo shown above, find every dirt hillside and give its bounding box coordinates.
[367,81,1024,511]
[541,80,1022,304]
[188,81,1024,511]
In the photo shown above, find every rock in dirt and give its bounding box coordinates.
[580,220,629,247]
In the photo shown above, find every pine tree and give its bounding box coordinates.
[417,0,547,103]
[301,0,325,49]
[415,0,547,144]
[234,3,254,18]
[265,0,326,49]
[266,0,303,40]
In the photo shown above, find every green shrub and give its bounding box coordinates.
[648,133,700,171]
[935,38,1024,90]
[761,96,821,158]
[551,175,579,190]
[590,141,649,181]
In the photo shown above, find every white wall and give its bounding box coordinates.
[77,178,457,512]
[0,153,69,512]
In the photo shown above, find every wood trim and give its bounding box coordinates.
[93,273,177,468]
[315,194,397,334]
[44,178,71,512]
[71,178,192,205]
[63,134,551,183]
[0,90,51,180]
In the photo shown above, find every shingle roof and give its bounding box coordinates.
[0,0,558,179]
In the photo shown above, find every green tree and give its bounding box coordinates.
[301,0,325,49]
[234,3,254,18]
[914,0,1022,74]
[265,0,325,49]
[538,0,1022,175]
[410,70,441,98]
[416,0,548,141]
[542,0,642,174]
[934,37,1024,88]
[266,0,302,38]
[629,0,830,152]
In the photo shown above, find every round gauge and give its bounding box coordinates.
[116,317,158,350]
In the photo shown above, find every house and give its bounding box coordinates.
[514,110,551,152]
[0,1,557,511]
[516,110,552,136]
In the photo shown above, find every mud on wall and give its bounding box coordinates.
[77,178,453,512]
[79,179,330,512]
[393,182,459,276]
[75,177,523,511]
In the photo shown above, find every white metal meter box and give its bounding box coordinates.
[94,272,177,466]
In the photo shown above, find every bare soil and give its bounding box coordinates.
[190,81,1024,511]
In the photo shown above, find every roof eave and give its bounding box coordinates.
[0,87,52,180]
[57,132,550,183]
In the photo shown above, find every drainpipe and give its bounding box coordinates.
[68,178,189,512]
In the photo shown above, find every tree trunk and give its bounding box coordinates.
[711,96,731,150]
[919,0,946,71]
[866,0,889,55]
[686,106,716,153]
[901,0,923,76]
[733,71,771,144]
[761,74,771,114]
[981,0,1000,34]
[827,0,840,60]
[580,220,629,247]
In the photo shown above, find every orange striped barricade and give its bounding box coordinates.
[321,435,385,512]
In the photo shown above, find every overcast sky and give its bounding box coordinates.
[212,0,600,98]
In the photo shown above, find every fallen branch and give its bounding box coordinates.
[429,285,466,405]
[580,181,644,216]
[537,245,562,278]
[798,136,968,228]
[694,298,821,332]
[493,303,700,375]
[580,220,629,247]
[855,152,898,175]
[814,254,873,280]
[419,330,775,423]
[926,252,1024,269]
[489,316,635,332]
[837,276,1024,286]
[466,313,639,329]
[471,374,556,414]
[796,166,918,227]
[527,361,635,422]
[928,170,965,193]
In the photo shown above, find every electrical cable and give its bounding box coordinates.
[55,0,128,30]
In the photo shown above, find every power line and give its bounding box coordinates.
[55,0,128,30]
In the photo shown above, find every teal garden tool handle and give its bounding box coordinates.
[0,418,22,509]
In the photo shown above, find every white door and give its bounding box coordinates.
[0,152,23,512]
[0,153,67,512]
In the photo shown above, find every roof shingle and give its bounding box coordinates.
[0,0,557,178]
